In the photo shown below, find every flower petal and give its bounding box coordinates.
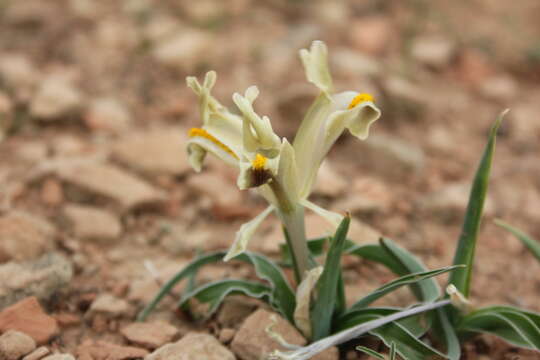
[277,139,299,204]
[300,199,343,227]
[294,266,324,338]
[224,206,275,261]
[299,40,333,94]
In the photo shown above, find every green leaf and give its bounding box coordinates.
[348,265,463,311]
[448,111,506,297]
[280,236,328,265]
[336,308,447,360]
[356,346,385,359]
[138,251,295,322]
[176,279,271,316]
[495,220,540,263]
[311,215,351,340]
[389,342,397,360]
[432,308,461,360]
[459,306,540,350]
[235,252,296,323]
[137,251,226,321]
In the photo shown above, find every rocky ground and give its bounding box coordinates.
[0,0,539,359]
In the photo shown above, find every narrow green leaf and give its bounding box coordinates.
[432,308,461,360]
[495,220,540,262]
[389,342,397,360]
[448,111,506,296]
[348,265,463,311]
[356,346,385,359]
[311,215,351,340]
[236,252,296,323]
[176,279,271,316]
[370,321,447,360]
[137,251,226,321]
[459,306,540,350]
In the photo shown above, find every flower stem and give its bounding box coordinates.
[280,206,310,281]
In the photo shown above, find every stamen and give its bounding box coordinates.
[188,128,238,159]
[348,93,375,109]
[252,153,267,170]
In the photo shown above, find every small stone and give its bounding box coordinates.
[456,49,494,85]
[63,204,122,241]
[313,161,348,197]
[76,341,148,360]
[30,74,83,120]
[478,75,518,101]
[40,178,64,207]
[111,128,190,176]
[152,31,213,72]
[56,162,165,211]
[0,253,73,309]
[120,322,178,349]
[84,98,131,133]
[0,54,39,100]
[349,16,394,56]
[41,355,75,360]
[231,309,338,360]
[15,141,49,164]
[0,211,55,262]
[88,294,130,318]
[146,332,235,360]
[382,76,430,108]
[331,49,381,77]
[22,346,50,360]
[411,36,456,68]
[216,296,259,328]
[0,330,36,360]
[218,328,235,344]
[0,297,59,345]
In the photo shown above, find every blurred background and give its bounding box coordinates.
[0,0,539,352]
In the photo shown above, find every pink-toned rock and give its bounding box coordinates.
[40,178,64,206]
[187,172,242,208]
[0,297,59,345]
[22,346,50,360]
[76,341,148,360]
[152,31,213,72]
[120,322,178,349]
[313,161,348,197]
[350,16,394,56]
[411,36,456,68]
[56,162,165,210]
[63,204,121,241]
[0,54,39,100]
[30,74,83,121]
[84,98,131,133]
[231,309,338,360]
[146,332,235,360]
[42,354,75,360]
[111,128,190,176]
[0,330,36,360]
[0,211,55,262]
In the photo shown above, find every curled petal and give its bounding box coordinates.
[187,143,206,172]
[301,199,343,227]
[233,87,281,156]
[299,40,333,94]
[294,266,324,338]
[224,206,275,261]
[277,139,299,204]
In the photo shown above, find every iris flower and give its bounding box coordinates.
[186,40,381,278]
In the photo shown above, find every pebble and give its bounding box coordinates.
[111,128,190,176]
[30,74,83,121]
[313,161,348,197]
[88,294,130,318]
[41,355,75,360]
[120,322,178,349]
[152,31,213,72]
[231,309,338,360]
[0,297,59,345]
[0,330,36,360]
[40,178,64,207]
[0,211,55,262]
[349,16,394,56]
[0,253,73,309]
[0,54,39,100]
[76,340,148,360]
[22,346,50,360]
[146,332,235,360]
[186,172,242,209]
[411,36,456,69]
[478,75,518,101]
[218,328,235,344]
[84,98,131,133]
[56,162,165,211]
[63,204,122,241]
[216,296,259,328]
